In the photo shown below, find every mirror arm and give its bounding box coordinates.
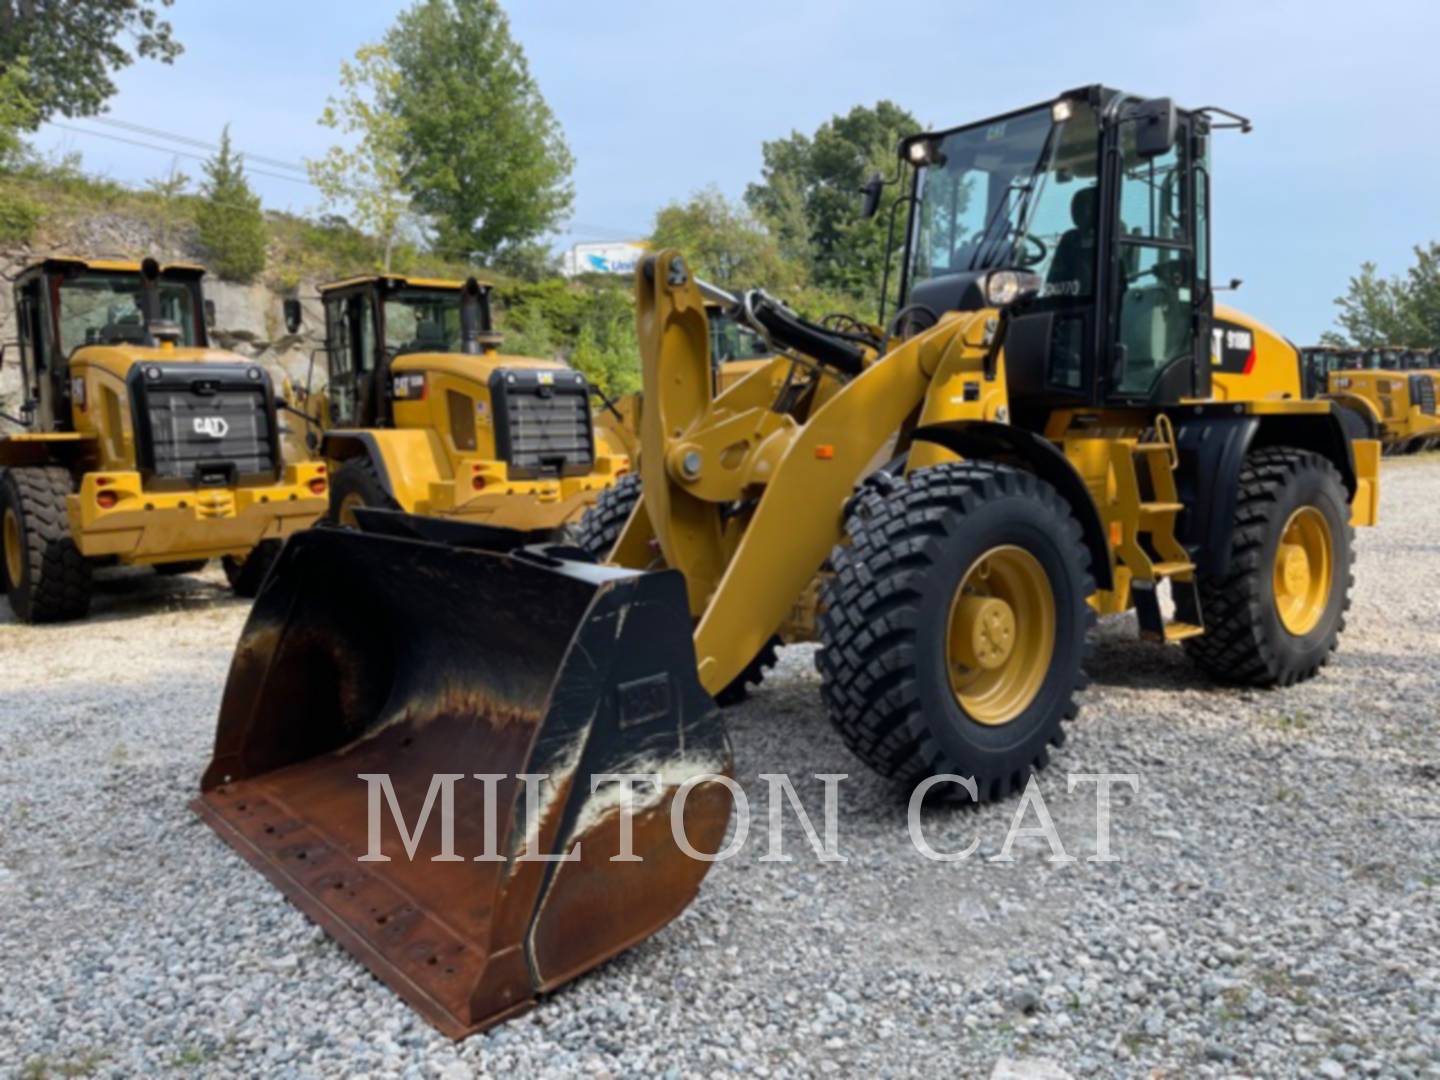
[876,193,916,335]
[1194,105,1253,133]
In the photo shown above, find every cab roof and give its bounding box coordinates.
[18,255,207,278]
[319,273,491,294]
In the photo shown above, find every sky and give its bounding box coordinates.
[30,0,1440,342]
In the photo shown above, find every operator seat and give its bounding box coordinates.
[1047,186,1098,296]
[401,319,450,355]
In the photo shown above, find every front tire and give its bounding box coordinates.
[573,473,642,561]
[0,466,92,623]
[327,457,399,527]
[818,462,1094,801]
[1184,448,1353,687]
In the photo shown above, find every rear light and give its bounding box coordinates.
[472,476,487,491]
[308,478,328,495]
[96,491,119,509]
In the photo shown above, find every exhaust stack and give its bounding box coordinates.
[460,277,503,355]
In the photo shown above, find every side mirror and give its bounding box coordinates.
[860,173,885,220]
[283,298,303,335]
[203,299,216,329]
[1132,97,1178,158]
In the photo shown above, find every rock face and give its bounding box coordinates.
[0,220,327,427]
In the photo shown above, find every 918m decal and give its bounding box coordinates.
[1210,320,1257,375]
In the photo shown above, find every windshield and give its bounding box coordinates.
[709,309,769,363]
[907,101,1101,297]
[384,288,464,355]
[56,271,199,355]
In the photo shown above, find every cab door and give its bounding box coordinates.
[11,276,54,428]
[1103,108,1209,404]
[324,289,378,427]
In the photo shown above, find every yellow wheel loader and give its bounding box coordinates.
[194,87,1380,1037]
[0,257,328,622]
[286,274,628,534]
[1299,346,1440,454]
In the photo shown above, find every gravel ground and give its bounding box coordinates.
[1,456,1437,1080]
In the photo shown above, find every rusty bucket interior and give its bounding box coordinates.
[194,519,733,1038]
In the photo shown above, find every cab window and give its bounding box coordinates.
[1113,124,1195,398]
[54,271,198,356]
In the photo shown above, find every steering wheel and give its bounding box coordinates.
[1015,234,1048,268]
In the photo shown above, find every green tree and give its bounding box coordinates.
[1325,244,1440,348]
[745,101,919,300]
[0,58,37,168]
[197,126,267,282]
[650,186,800,291]
[385,0,573,262]
[0,0,181,122]
[307,44,414,272]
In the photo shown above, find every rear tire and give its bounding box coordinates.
[154,559,208,576]
[573,473,641,561]
[1184,448,1353,687]
[0,466,92,623]
[223,540,281,599]
[818,462,1094,802]
[327,457,399,527]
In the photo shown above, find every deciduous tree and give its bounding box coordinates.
[745,101,918,301]
[0,0,181,122]
[307,44,414,272]
[385,0,573,263]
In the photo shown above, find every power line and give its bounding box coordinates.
[44,122,654,244]
[90,116,310,175]
[47,122,318,188]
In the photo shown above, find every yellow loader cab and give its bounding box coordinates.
[0,257,327,622]
[298,274,627,531]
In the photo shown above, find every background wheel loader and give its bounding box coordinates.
[194,86,1380,1038]
[1301,345,1439,453]
[285,274,629,533]
[0,257,328,622]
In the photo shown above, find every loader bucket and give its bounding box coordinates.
[193,518,733,1039]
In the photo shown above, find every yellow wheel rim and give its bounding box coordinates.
[2,507,22,588]
[945,545,1055,726]
[338,492,366,528]
[1273,506,1333,636]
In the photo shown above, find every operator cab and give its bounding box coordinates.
[9,257,208,430]
[892,86,1237,415]
[317,275,499,428]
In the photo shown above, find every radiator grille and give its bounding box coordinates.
[1411,374,1437,416]
[490,368,595,479]
[127,362,279,489]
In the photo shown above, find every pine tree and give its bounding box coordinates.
[197,126,267,282]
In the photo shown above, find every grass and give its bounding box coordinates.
[1264,708,1312,732]
[20,1050,107,1078]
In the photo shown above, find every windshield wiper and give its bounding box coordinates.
[967,119,1064,273]
[967,179,1029,272]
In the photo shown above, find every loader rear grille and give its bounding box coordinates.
[1410,374,1437,415]
[490,368,595,479]
[127,362,280,490]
